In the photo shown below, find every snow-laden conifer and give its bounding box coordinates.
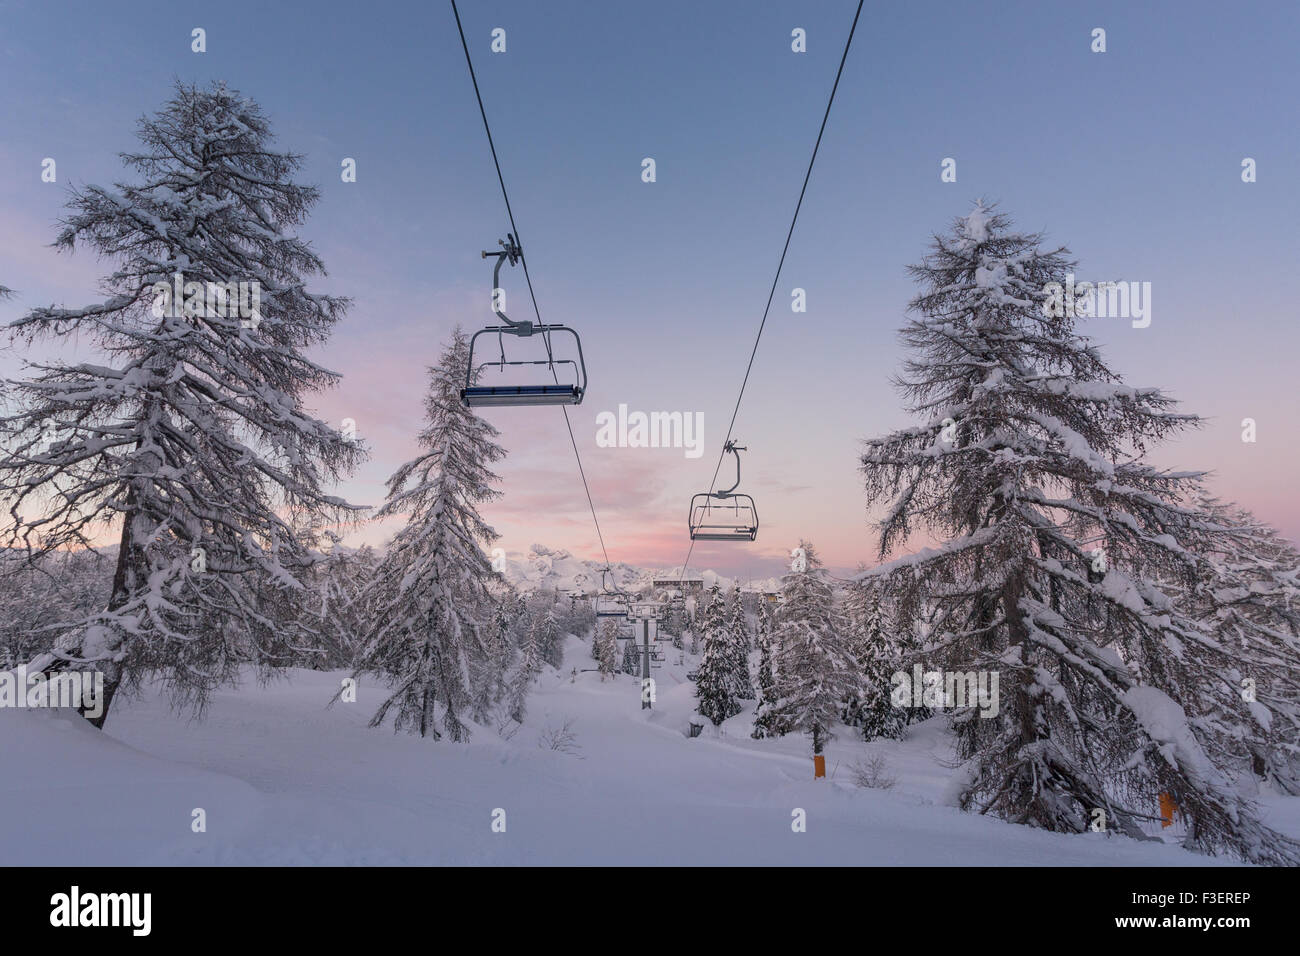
[860,202,1298,862]
[770,541,858,756]
[358,328,504,741]
[0,82,362,724]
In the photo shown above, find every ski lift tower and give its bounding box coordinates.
[631,603,660,710]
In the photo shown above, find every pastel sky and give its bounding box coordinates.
[2,0,1298,578]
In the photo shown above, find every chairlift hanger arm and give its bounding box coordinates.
[716,440,747,497]
[481,234,531,334]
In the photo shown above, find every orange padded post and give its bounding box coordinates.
[1159,792,1177,828]
[813,755,826,779]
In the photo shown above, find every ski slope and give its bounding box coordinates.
[2,635,1290,866]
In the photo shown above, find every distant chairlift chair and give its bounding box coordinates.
[688,441,758,541]
[461,233,587,408]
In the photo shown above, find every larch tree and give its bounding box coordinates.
[309,538,377,669]
[357,327,505,742]
[0,548,111,670]
[0,82,362,725]
[1189,497,1300,794]
[859,202,1298,863]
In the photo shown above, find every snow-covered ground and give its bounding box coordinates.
[2,634,1293,866]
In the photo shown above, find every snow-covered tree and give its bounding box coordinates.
[751,602,783,739]
[770,541,857,756]
[1187,497,1300,794]
[841,576,907,741]
[728,586,748,650]
[621,633,639,675]
[667,602,686,650]
[0,82,363,725]
[0,548,112,670]
[470,596,516,724]
[596,618,618,680]
[560,595,595,645]
[507,591,531,646]
[357,327,505,741]
[537,604,564,670]
[303,538,377,669]
[695,583,743,726]
[507,620,541,725]
[859,202,1299,863]
[727,586,755,699]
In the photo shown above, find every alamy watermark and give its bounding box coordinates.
[0,666,104,720]
[1042,274,1151,328]
[891,665,999,718]
[150,271,262,328]
[50,886,151,936]
[595,404,703,459]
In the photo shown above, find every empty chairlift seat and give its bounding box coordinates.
[460,234,587,409]
[594,567,630,618]
[688,493,759,541]
[687,440,759,542]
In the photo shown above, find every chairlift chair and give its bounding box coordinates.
[688,441,758,541]
[594,566,630,618]
[461,234,587,408]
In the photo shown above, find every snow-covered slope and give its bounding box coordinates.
[4,635,1290,865]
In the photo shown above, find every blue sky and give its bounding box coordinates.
[2,0,1298,577]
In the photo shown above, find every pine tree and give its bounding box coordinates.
[728,587,750,650]
[0,82,363,725]
[508,592,532,647]
[358,328,505,741]
[695,584,743,725]
[726,586,754,700]
[841,577,907,741]
[470,597,515,724]
[621,633,640,675]
[770,542,858,755]
[564,595,595,642]
[538,605,564,670]
[751,603,783,738]
[597,618,618,680]
[859,202,1299,863]
[669,602,686,650]
[507,621,541,725]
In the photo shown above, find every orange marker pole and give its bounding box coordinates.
[1159,792,1177,828]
